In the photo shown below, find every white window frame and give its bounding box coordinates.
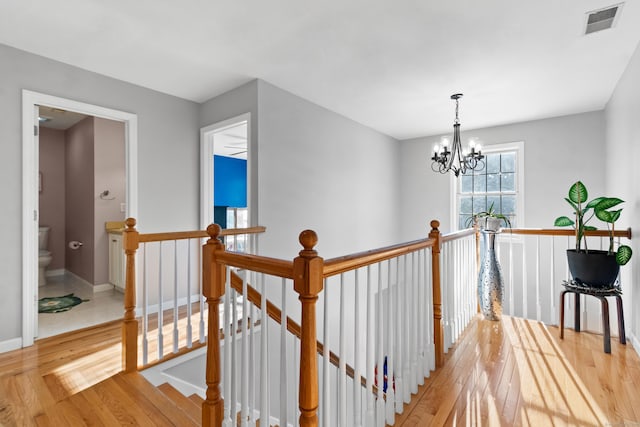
[450,141,525,231]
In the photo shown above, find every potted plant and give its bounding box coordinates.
[554,181,632,287]
[466,202,512,232]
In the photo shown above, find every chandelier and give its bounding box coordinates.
[430,93,485,177]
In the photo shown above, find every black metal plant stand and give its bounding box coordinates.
[559,280,626,354]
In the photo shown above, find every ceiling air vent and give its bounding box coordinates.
[585,4,622,34]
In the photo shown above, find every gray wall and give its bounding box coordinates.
[39,128,66,270]
[94,117,126,285]
[200,80,259,226]
[399,111,607,240]
[0,43,200,343]
[256,81,400,259]
[605,41,640,347]
[65,117,95,283]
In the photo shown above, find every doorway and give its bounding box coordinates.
[22,90,138,347]
[200,113,251,234]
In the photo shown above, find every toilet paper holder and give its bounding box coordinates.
[68,241,83,250]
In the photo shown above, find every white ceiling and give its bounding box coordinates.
[2,1,639,140]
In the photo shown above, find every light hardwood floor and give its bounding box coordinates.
[1,315,638,426]
[392,315,640,426]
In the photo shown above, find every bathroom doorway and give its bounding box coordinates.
[22,90,138,346]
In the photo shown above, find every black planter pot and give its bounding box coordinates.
[566,249,619,288]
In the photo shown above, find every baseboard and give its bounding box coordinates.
[0,337,22,354]
[628,331,639,355]
[45,268,65,277]
[65,270,96,292]
[93,283,116,293]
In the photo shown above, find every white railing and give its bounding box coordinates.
[202,220,487,426]
[440,229,478,352]
[494,228,631,334]
[121,219,266,372]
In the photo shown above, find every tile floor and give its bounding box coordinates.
[38,273,124,339]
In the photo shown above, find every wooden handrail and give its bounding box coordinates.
[214,251,295,279]
[139,225,266,243]
[506,227,631,238]
[323,238,435,278]
[441,227,476,242]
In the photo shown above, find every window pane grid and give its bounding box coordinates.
[457,150,518,229]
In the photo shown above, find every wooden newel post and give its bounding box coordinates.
[202,224,225,427]
[293,230,323,427]
[122,217,139,373]
[429,220,444,368]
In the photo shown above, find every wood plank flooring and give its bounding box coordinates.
[0,319,199,426]
[392,315,640,426]
[2,314,639,426]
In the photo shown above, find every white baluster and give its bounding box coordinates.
[241,272,249,426]
[522,236,528,319]
[376,263,384,427]
[385,260,395,425]
[280,278,288,427]
[417,251,425,386]
[402,255,410,403]
[158,242,164,360]
[259,274,269,427]
[323,279,331,427]
[550,237,556,325]
[223,268,233,427]
[231,287,238,426]
[339,273,347,427]
[410,252,418,391]
[199,237,206,343]
[142,243,149,365]
[186,239,193,347]
[354,269,362,426]
[536,236,541,322]
[173,240,179,354]
[509,234,514,316]
[394,257,404,412]
[249,290,256,427]
[365,266,375,426]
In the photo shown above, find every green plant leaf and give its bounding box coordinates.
[595,209,612,222]
[586,196,606,210]
[584,225,598,231]
[568,181,588,204]
[595,197,624,211]
[616,245,633,266]
[554,216,574,227]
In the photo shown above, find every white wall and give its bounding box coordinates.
[399,111,607,240]
[0,43,200,345]
[605,41,640,347]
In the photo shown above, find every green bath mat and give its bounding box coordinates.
[38,293,89,313]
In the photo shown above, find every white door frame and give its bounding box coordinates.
[22,90,138,347]
[200,113,251,229]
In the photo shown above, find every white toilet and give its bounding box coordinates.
[38,226,52,287]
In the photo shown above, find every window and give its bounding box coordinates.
[454,141,524,230]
